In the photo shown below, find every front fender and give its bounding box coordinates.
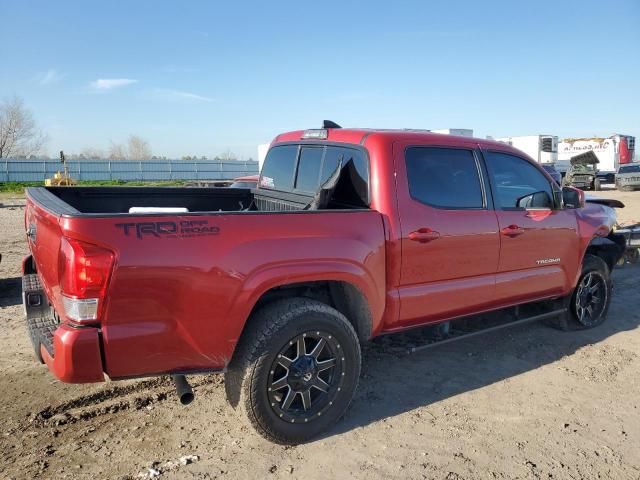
[575,200,626,281]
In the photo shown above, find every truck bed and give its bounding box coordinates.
[30,185,369,216]
[24,185,385,380]
[31,186,256,215]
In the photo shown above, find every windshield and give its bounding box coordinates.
[619,165,640,174]
[230,181,257,188]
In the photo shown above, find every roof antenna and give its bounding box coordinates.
[322,120,341,129]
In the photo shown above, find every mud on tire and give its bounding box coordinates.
[224,298,361,444]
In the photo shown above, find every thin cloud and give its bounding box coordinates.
[331,92,381,102]
[387,30,475,39]
[152,88,214,103]
[161,65,200,74]
[90,78,138,90]
[35,69,64,85]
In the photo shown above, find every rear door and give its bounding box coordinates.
[482,150,580,303]
[395,144,500,327]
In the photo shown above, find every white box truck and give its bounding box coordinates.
[431,128,474,137]
[495,135,559,164]
[557,135,636,182]
[257,143,270,171]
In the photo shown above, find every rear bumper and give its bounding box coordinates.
[40,325,105,383]
[23,268,105,383]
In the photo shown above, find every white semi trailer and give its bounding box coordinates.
[495,135,558,164]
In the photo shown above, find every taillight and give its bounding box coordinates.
[59,237,114,324]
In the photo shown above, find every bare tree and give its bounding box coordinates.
[127,135,151,160]
[108,141,127,160]
[81,147,105,160]
[215,149,237,161]
[0,96,47,158]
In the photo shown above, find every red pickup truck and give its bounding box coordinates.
[23,123,625,444]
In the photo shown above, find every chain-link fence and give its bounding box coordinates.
[0,159,259,182]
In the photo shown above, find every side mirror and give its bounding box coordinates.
[516,191,552,209]
[562,186,585,209]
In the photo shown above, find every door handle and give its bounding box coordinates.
[500,224,525,237]
[409,228,440,243]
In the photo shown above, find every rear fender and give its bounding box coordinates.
[226,260,384,346]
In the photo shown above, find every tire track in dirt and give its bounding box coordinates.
[30,375,224,428]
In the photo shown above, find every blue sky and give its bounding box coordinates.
[1,0,638,159]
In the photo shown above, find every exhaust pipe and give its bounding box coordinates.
[172,375,194,405]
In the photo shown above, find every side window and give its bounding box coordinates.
[260,145,298,190]
[405,147,484,209]
[295,147,323,192]
[485,152,553,209]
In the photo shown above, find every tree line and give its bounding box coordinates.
[0,96,248,161]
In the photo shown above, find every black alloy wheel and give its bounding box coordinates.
[268,331,345,423]
[574,271,607,327]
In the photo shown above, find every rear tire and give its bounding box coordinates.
[225,298,361,445]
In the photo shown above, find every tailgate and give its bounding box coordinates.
[24,193,65,312]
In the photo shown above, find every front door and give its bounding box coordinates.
[395,143,500,327]
[482,150,580,304]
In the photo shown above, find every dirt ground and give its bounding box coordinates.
[1,188,639,480]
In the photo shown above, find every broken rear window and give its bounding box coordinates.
[260,144,369,205]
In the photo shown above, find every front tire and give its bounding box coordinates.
[225,298,361,444]
[568,254,611,329]
[593,178,601,191]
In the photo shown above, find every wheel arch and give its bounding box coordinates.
[584,233,626,272]
[246,279,374,343]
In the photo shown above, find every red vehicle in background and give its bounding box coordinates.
[229,174,259,189]
[22,122,625,444]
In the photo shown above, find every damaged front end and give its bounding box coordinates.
[581,198,627,270]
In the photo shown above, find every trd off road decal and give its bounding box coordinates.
[115,220,220,239]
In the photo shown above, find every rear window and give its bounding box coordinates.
[319,147,343,186]
[260,144,369,204]
[295,147,324,192]
[259,145,297,190]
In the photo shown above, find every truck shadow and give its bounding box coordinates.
[324,264,640,439]
[0,276,21,307]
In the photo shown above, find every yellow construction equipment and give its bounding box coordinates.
[45,150,76,186]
